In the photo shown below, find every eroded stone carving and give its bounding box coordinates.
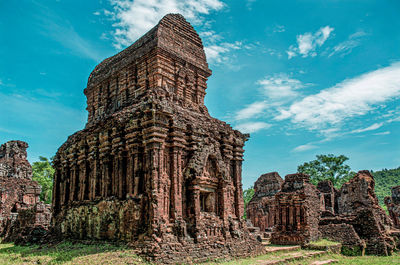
[247,172,282,232]
[271,173,321,245]
[320,171,395,255]
[52,14,264,264]
[0,141,51,241]
[385,186,400,229]
[317,180,338,216]
[250,170,396,255]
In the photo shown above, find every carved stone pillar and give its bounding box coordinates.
[232,159,244,219]
[88,157,96,200]
[71,163,78,201]
[101,157,110,197]
[78,162,86,201]
[193,187,201,222]
[133,151,140,196]
[170,147,183,219]
[126,150,134,196]
[94,159,101,199]
[282,204,287,231]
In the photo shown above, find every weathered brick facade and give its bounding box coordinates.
[2,201,51,244]
[271,173,321,245]
[247,172,282,232]
[317,180,338,216]
[0,140,51,242]
[332,171,394,255]
[385,186,400,229]
[250,170,396,255]
[0,141,41,232]
[0,140,32,179]
[52,14,264,263]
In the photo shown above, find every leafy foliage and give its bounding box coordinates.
[32,156,54,204]
[372,167,400,205]
[298,154,355,189]
[242,186,255,219]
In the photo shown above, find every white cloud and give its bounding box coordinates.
[373,131,390,136]
[257,73,305,100]
[351,122,383,134]
[275,62,400,130]
[236,101,268,120]
[292,143,317,152]
[93,11,101,16]
[234,73,306,122]
[235,122,271,133]
[287,26,334,58]
[329,31,367,57]
[204,41,242,64]
[108,0,225,49]
[199,30,222,43]
[287,50,296,59]
[273,25,285,33]
[0,79,3,85]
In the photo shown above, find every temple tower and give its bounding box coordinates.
[52,14,264,263]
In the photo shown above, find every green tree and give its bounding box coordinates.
[372,167,400,205]
[297,154,355,189]
[32,156,54,204]
[243,186,255,219]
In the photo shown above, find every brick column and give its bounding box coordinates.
[170,147,183,219]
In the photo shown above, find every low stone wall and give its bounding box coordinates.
[135,236,266,264]
[319,223,365,255]
[54,198,145,241]
[2,202,51,244]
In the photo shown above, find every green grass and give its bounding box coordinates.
[287,252,400,265]
[204,251,400,265]
[309,238,341,247]
[202,249,321,265]
[0,241,147,265]
[1,241,399,265]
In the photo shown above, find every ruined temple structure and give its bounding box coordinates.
[0,140,32,179]
[248,170,397,255]
[0,141,51,241]
[317,180,338,216]
[319,171,395,256]
[271,173,321,245]
[52,14,264,263]
[247,172,283,232]
[385,186,400,229]
[2,201,52,244]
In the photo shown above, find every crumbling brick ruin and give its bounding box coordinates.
[247,172,282,232]
[0,140,51,242]
[2,201,51,244]
[52,14,264,263]
[320,170,395,256]
[0,140,32,179]
[385,186,400,229]
[271,173,321,245]
[250,170,396,255]
[317,180,338,216]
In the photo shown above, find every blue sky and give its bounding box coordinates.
[1,0,399,189]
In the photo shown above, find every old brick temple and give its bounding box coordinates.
[52,14,264,263]
[248,170,398,256]
[246,172,283,232]
[0,140,51,243]
[0,141,40,232]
